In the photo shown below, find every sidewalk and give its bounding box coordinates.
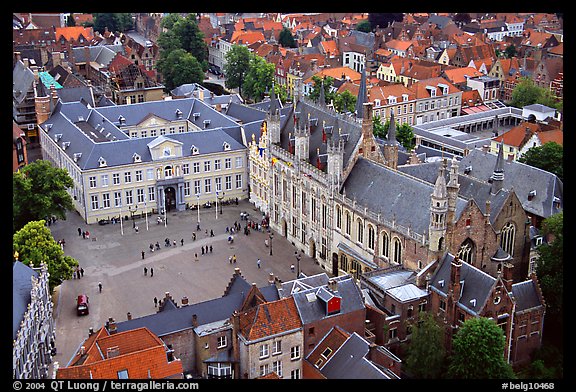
[48,200,327,372]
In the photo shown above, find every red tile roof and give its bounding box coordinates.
[56,327,183,379]
[238,297,302,341]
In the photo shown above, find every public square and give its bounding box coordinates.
[48,199,327,372]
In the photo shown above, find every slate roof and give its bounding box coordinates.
[41,98,246,171]
[341,157,468,235]
[283,274,365,325]
[429,253,497,315]
[71,44,125,66]
[13,261,39,340]
[12,60,35,104]
[319,332,392,379]
[115,275,278,337]
[511,279,545,312]
[460,148,562,218]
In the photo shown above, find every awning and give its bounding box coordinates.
[337,242,379,270]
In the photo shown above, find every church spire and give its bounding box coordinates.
[355,67,367,118]
[490,140,505,195]
[318,77,326,107]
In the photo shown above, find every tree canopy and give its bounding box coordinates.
[278,27,297,48]
[92,13,133,34]
[509,77,562,111]
[242,55,275,102]
[13,160,74,232]
[448,317,515,379]
[13,220,78,292]
[517,142,563,181]
[404,312,447,378]
[224,44,252,97]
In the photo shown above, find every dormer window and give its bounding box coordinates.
[203,119,211,129]
[175,109,182,119]
[73,152,82,162]
[193,112,201,120]
[98,157,107,167]
[62,141,70,150]
[191,145,199,155]
[464,165,472,174]
[118,115,126,125]
[54,133,63,142]
[223,142,231,151]
[553,196,561,209]
[528,190,536,201]
[133,153,142,163]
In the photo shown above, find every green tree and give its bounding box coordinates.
[404,312,447,378]
[517,142,563,181]
[273,82,288,104]
[171,14,207,66]
[536,212,563,341]
[159,49,205,91]
[448,318,516,379]
[13,220,78,292]
[278,27,296,48]
[224,45,253,97]
[13,160,74,232]
[379,119,416,151]
[309,76,335,105]
[373,115,386,138]
[510,77,561,110]
[356,20,372,33]
[333,90,357,113]
[92,13,133,34]
[504,44,517,58]
[243,55,275,102]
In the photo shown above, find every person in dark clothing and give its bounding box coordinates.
[150,267,154,277]
[144,267,148,276]
[141,250,145,259]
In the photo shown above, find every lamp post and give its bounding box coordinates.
[269,232,274,256]
[196,193,200,226]
[215,191,219,220]
[128,205,138,228]
[144,200,149,231]
[294,251,302,276]
[119,203,124,236]
[218,191,225,215]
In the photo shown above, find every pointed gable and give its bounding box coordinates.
[238,297,302,341]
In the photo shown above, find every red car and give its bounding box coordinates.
[77,294,89,316]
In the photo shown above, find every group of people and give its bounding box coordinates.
[77,227,91,239]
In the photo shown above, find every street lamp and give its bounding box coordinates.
[294,251,302,276]
[128,204,138,228]
[196,193,200,227]
[269,232,274,256]
[218,191,225,215]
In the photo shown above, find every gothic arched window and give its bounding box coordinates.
[457,238,476,264]
[367,224,375,251]
[500,222,516,256]
[392,237,402,265]
[381,231,389,258]
[357,218,364,244]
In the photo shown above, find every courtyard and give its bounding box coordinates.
[47,199,327,373]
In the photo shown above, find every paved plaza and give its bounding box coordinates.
[48,199,327,372]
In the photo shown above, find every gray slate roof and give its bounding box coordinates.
[286,274,365,325]
[13,60,35,104]
[320,332,392,379]
[460,148,562,219]
[13,261,38,340]
[342,157,468,235]
[430,253,497,315]
[512,280,544,312]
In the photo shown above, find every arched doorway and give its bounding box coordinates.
[309,238,316,259]
[165,187,176,212]
[281,218,288,238]
[331,252,339,277]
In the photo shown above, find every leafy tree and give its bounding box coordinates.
[404,312,447,378]
[273,82,288,104]
[92,13,133,34]
[510,77,562,111]
[13,220,78,292]
[537,212,563,315]
[278,27,296,48]
[242,55,275,102]
[448,318,516,379]
[356,20,372,33]
[224,44,252,97]
[373,115,386,138]
[13,160,74,232]
[309,76,335,105]
[504,44,517,59]
[171,14,207,66]
[517,142,563,181]
[159,49,205,91]
[377,119,416,151]
[333,90,356,113]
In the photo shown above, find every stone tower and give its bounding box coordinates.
[445,156,460,251]
[382,110,399,170]
[267,82,281,145]
[327,128,345,191]
[294,113,310,162]
[361,102,385,164]
[429,160,449,253]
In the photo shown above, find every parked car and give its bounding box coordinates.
[98,219,110,225]
[77,294,89,316]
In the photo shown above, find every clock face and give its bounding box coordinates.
[163,147,171,156]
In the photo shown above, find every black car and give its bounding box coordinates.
[98,219,110,225]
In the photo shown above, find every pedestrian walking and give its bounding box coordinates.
[210,229,214,237]
[209,245,213,253]
[150,267,154,277]
[82,231,86,239]
[229,255,232,264]
[135,226,139,233]
[233,254,237,264]
[98,282,102,293]
[150,243,154,252]
[290,264,295,273]
[257,258,261,269]
[154,297,158,307]
[141,250,145,260]
[85,231,90,240]
[144,267,148,276]
[195,253,198,261]
[80,268,84,277]
[78,227,82,236]
[173,240,177,247]
[201,246,205,255]
[181,238,184,246]
[192,232,196,241]
[156,242,160,250]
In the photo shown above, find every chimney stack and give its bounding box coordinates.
[108,317,117,334]
[502,262,514,292]
[181,296,189,306]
